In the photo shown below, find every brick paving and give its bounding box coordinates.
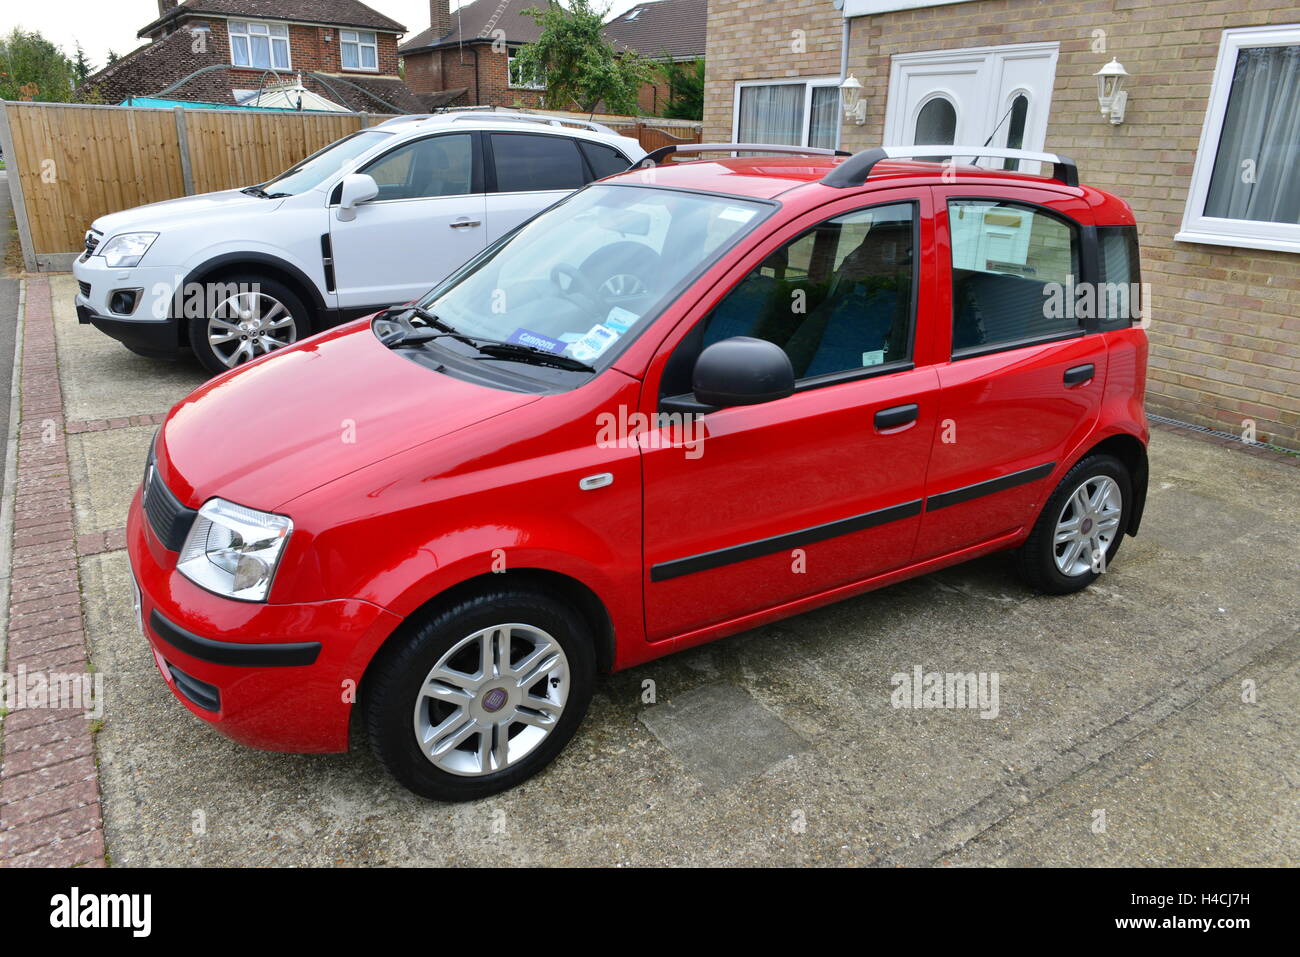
[0,276,105,867]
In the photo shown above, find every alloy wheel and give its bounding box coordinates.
[1053,475,1123,576]
[207,292,298,368]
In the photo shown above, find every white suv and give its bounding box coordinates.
[73,111,645,374]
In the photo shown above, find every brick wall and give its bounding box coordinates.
[185,17,402,79]
[403,44,546,108]
[704,0,1300,449]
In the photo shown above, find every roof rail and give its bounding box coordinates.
[632,143,851,169]
[821,146,1079,188]
[374,110,620,137]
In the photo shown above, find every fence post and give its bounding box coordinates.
[173,107,195,196]
[0,102,39,272]
[359,112,370,130]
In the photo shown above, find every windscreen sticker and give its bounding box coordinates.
[567,323,620,362]
[507,328,567,354]
[718,206,757,224]
[605,306,639,333]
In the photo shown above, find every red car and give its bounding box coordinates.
[129,144,1149,801]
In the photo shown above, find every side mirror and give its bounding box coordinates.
[693,336,795,408]
[335,173,378,222]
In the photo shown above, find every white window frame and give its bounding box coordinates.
[1176,24,1300,254]
[340,29,379,72]
[228,19,291,71]
[507,47,546,91]
[843,0,977,15]
[731,77,842,148]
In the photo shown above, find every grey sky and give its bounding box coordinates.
[4,0,647,74]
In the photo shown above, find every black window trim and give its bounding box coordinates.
[944,194,1100,360]
[484,129,589,196]
[1096,223,1142,330]
[659,197,923,412]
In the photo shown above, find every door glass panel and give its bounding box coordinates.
[1002,94,1029,169]
[948,200,1081,351]
[664,203,915,393]
[579,141,631,180]
[361,134,473,201]
[915,97,957,145]
[491,133,585,192]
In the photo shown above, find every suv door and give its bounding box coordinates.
[639,190,942,643]
[916,186,1107,560]
[329,132,485,309]
[482,132,624,244]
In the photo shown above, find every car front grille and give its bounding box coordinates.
[78,281,91,298]
[142,459,197,552]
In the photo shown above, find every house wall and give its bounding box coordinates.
[178,17,403,80]
[704,0,1300,449]
[403,45,547,108]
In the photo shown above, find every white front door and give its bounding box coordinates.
[329,132,487,309]
[883,42,1059,172]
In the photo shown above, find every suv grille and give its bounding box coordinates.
[143,459,197,552]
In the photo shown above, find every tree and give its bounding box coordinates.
[72,42,93,85]
[514,1,651,116]
[655,57,704,121]
[106,50,119,65]
[0,28,77,102]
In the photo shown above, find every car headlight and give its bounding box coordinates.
[99,232,158,268]
[177,498,293,602]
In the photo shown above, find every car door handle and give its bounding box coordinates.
[874,403,919,431]
[1063,364,1095,387]
[449,219,481,229]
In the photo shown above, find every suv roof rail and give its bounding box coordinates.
[821,145,1079,188]
[374,110,620,137]
[633,143,852,168]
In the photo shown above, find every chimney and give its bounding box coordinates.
[430,0,452,38]
[158,1,180,17]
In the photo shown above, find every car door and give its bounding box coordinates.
[329,131,486,309]
[915,186,1107,560]
[482,132,604,244]
[639,190,942,643]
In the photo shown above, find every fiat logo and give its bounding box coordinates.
[482,688,508,713]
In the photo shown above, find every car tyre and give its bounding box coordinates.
[1017,453,1131,595]
[188,272,310,376]
[365,588,595,802]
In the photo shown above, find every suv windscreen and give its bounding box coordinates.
[415,184,770,372]
[261,130,392,196]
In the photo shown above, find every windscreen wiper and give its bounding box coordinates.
[470,342,595,373]
[374,307,595,372]
[240,186,272,198]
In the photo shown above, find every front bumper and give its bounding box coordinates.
[127,491,403,753]
[73,255,183,358]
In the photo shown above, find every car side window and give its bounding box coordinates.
[949,200,1081,353]
[361,133,474,201]
[491,133,586,192]
[660,203,915,398]
[579,141,631,180]
[1097,225,1142,330]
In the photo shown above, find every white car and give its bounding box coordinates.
[73,112,645,374]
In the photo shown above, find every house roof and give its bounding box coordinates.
[400,0,549,54]
[139,0,407,39]
[604,0,707,60]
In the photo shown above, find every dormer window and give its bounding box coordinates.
[229,20,290,70]
[341,30,379,71]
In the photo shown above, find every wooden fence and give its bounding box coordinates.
[0,100,704,270]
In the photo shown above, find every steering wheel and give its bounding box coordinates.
[550,263,604,307]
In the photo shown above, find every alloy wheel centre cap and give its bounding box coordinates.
[1081,517,1094,534]
[481,688,509,714]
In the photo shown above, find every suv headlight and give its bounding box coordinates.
[99,232,158,268]
[177,498,293,602]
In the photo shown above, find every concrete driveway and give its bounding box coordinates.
[7,273,1299,866]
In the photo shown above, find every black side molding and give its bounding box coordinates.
[150,610,321,667]
[926,462,1056,512]
[652,500,922,582]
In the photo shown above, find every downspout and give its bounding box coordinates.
[837,13,851,151]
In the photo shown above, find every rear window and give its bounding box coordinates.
[580,141,631,180]
[948,200,1082,354]
[1097,225,1142,329]
[491,133,585,192]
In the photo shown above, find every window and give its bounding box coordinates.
[229,20,290,70]
[663,203,916,395]
[1097,226,1142,329]
[340,30,378,71]
[949,200,1081,353]
[361,134,473,201]
[508,47,545,90]
[915,96,957,146]
[579,141,631,180]
[1178,25,1300,254]
[491,134,584,192]
[734,78,841,147]
[1001,93,1029,170]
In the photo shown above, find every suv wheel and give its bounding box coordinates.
[1017,453,1130,595]
[188,273,309,375]
[365,588,595,801]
